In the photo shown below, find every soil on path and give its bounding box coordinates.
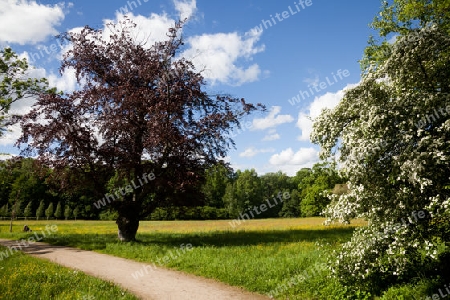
[0,239,270,300]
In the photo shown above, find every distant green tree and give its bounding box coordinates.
[73,206,79,221]
[279,189,301,218]
[23,201,33,220]
[36,200,45,220]
[45,203,53,220]
[299,163,344,217]
[64,205,71,220]
[0,204,8,219]
[11,199,22,218]
[83,204,96,219]
[0,159,18,208]
[7,158,49,212]
[300,184,330,217]
[202,164,231,208]
[291,168,312,190]
[54,202,62,220]
[260,171,291,217]
[260,171,290,196]
[222,182,238,217]
[234,169,263,217]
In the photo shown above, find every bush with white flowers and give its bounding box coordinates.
[312,23,450,292]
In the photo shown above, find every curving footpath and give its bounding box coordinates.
[0,239,270,300]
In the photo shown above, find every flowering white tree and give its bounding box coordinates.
[311,0,450,292]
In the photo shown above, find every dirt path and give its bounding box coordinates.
[0,239,270,300]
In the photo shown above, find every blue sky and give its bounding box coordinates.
[0,0,383,175]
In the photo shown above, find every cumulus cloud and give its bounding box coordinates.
[297,83,358,141]
[239,147,275,158]
[181,28,265,85]
[262,130,280,141]
[19,52,79,94]
[42,10,179,92]
[174,0,196,20]
[110,2,264,86]
[0,123,22,146]
[0,0,67,45]
[0,153,14,160]
[106,12,174,47]
[261,147,319,176]
[48,68,78,93]
[252,106,294,131]
[112,0,196,45]
[269,147,318,166]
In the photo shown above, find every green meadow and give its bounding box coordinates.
[0,218,431,299]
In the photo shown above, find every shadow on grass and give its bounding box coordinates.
[40,227,357,251]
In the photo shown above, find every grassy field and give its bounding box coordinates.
[0,218,430,299]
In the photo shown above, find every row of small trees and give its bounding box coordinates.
[0,201,79,220]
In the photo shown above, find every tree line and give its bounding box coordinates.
[0,157,345,221]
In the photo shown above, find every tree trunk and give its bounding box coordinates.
[115,202,140,242]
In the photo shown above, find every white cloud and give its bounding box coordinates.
[264,147,319,176]
[181,28,265,85]
[43,12,177,93]
[252,106,294,131]
[48,68,78,93]
[0,123,22,146]
[296,83,358,141]
[223,155,251,173]
[111,0,197,45]
[262,133,280,141]
[262,129,280,141]
[107,12,175,47]
[19,53,79,94]
[174,0,196,20]
[296,113,312,141]
[239,147,258,158]
[0,0,66,45]
[110,5,264,87]
[269,147,318,165]
[239,147,275,158]
[0,153,14,160]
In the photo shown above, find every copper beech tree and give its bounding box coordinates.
[18,19,264,241]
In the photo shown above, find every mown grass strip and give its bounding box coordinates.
[0,245,138,300]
